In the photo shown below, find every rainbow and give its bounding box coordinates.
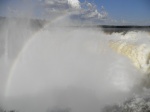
[4,14,68,98]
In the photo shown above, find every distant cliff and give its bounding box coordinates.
[98,25,150,34]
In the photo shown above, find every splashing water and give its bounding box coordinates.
[2,23,150,112]
[109,40,150,74]
[0,1,150,112]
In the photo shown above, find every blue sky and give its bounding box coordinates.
[0,0,150,25]
[88,0,150,23]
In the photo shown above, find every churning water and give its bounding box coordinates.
[0,17,150,112]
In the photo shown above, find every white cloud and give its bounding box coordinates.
[44,0,80,10]
[81,7,107,20]
[6,0,109,24]
[44,0,69,12]
[68,0,80,9]
[79,2,108,21]
[41,0,108,23]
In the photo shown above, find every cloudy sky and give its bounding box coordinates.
[0,0,150,25]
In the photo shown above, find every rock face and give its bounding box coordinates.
[102,96,150,112]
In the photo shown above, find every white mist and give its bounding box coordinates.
[4,26,146,112]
